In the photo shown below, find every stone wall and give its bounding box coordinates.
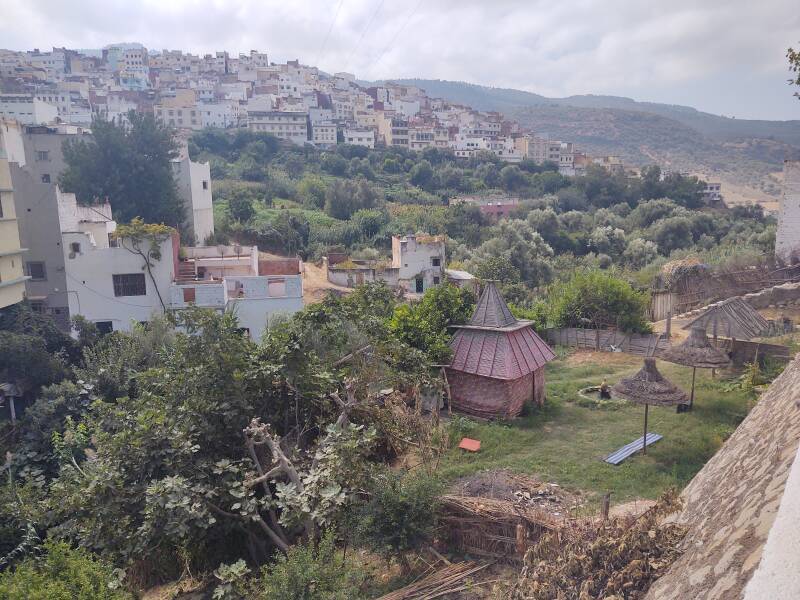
[646,354,800,600]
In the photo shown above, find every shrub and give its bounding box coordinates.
[0,541,130,600]
[353,473,443,572]
[547,269,651,333]
[247,532,364,600]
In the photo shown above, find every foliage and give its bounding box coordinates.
[509,490,685,600]
[352,472,442,569]
[246,531,365,600]
[789,43,800,98]
[389,284,475,363]
[0,541,130,600]
[227,190,256,223]
[547,270,651,332]
[60,112,184,227]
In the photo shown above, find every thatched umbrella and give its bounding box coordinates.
[612,358,689,455]
[657,326,730,409]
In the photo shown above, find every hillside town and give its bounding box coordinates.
[0,44,625,174]
[1,27,800,600]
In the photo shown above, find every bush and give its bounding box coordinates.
[247,532,364,600]
[353,473,443,572]
[547,269,651,333]
[0,541,130,600]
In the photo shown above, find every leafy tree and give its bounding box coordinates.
[0,332,66,396]
[409,160,434,188]
[650,216,693,255]
[547,270,651,333]
[297,174,327,210]
[324,179,376,220]
[321,152,348,176]
[473,255,521,284]
[60,112,184,227]
[789,43,800,98]
[627,198,678,229]
[0,541,131,599]
[470,219,554,287]
[382,157,402,174]
[227,191,255,223]
[623,238,659,269]
[588,226,626,258]
[351,209,387,239]
[500,165,526,192]
[353,473,442,574]
[113,219,175,310]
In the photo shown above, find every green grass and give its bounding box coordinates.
[438,351,753,506]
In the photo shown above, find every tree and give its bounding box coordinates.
[353,473,442,574]
[228,191,256,223]
[409,160,434,188]
[623,238,659,269]
[321,153,348,176]
[470,219,554,287]
[588,226,626,258]
[789,43,800,99]
[547,270,651,333]
[651,216,693,255]
[473,255,521,284]
[113,219,175,310]
[500,165,526,192]
[297,174,327,210]
[60,112,184,227]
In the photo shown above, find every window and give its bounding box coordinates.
[431,257,441,267]
[113,273,146,296]
[69,242,81,254]
[202,180,208,190]
[30,301,46,314]
[41,174,50,183]
[95,321,113,334]
[26,261,46,281]
[433,276,441,285]
[36,150,49,161]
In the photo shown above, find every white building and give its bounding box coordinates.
[246,110,309,145]
[776,160,800,264]
[343,127,374,148]
[392,234,445,293]
[0,94,58,125]
[172,152,215,245]
[312,121,338,148]
[199,101,239,128]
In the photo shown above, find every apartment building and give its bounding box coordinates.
[343,127,374,148]
[377,114,409,147]
[246,110,309,145]
[312,121,338,148]
[408,125,449,150]
[0,94,58,125]
[0,143,27,310]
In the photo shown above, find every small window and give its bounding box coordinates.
[30,301,46,314]
[95,321,113,334]
[202,180,208,190]
[41,174,51,183]
[268,278,286,297]
[36,150,49,161]
[112,273,146,297]
[26,261,47,281]
[70,242,81,254]
[433,276,441,285]
[431,257,441,267]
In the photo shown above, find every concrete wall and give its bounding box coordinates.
[776,160,800,263]
[64,233,175,332]
[172,155,214,245]
[646,354,800,600]
[0,157,26,309]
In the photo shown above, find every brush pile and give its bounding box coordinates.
[376,562,490,600]
[507,489,686,599]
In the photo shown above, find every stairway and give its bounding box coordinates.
[175,260,197,284]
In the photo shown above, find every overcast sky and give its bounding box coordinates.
[2,0,800,120]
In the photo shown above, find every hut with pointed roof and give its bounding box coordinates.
[446,282,556,419]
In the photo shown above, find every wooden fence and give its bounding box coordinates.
[545,327,793,366]
[545,327,668,356]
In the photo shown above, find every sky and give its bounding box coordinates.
[2,0,800,120]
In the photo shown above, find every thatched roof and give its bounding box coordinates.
[612,358,689,407]
[657,327,731,369]
[684,297,770,340]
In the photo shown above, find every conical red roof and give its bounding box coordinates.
[449,282,555,380]
[469,281,517,328]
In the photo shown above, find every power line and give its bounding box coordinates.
[65,272,158,309]
[365,0,424,76]
[316,0,346,66]
[343,0,386,72]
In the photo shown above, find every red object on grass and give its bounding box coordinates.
[458,438,481,452]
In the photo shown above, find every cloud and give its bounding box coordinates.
[1,0,799,118]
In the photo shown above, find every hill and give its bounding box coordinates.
[390,79,800,199]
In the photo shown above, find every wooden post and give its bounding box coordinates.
[440,367,452,417]
[643,404,649,455]
[689,366,696,409]
[665,310,672,339]
[9,397,16,424]
[515,522,526,556]
[601,493,611,521]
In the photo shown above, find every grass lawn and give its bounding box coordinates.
[437,349,755,507]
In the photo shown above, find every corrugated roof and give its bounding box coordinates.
[449,326,556,380]
[469,281,516,328]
